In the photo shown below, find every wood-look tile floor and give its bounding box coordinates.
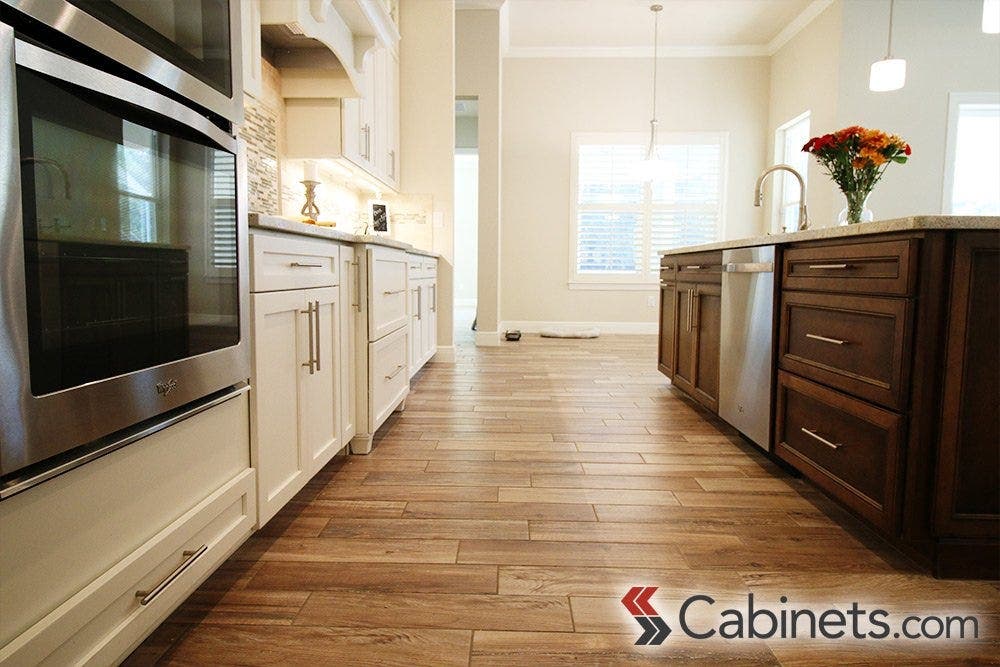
[128,334,999,666]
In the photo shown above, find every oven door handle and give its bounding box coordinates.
[11,37,237,153]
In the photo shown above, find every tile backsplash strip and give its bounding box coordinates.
[238,99,280,216]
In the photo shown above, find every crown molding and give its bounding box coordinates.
[766,0,834,55]
[456,0,507,10]
[504,44,769,59]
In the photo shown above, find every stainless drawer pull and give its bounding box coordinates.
[684,265,703,270]
[290,262,323,268]
[383,289,406,295]
[313,300,321,372]
[806,333,848,345]
[135,544,207,606]
[801,427,842,450]
[385,364,405,381]
[301,302,316,374]
[807,263,850,270]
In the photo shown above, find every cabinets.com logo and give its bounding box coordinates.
[621,587,981,645]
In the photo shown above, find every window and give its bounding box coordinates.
[209,151,238,273]
[944,93,1000,215]
[570,132,727,287]
[772,111,810,233]
[116,122,160,243]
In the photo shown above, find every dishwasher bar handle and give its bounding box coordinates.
[724,262,774,273]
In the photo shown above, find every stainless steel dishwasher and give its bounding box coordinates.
[719,245,777,451]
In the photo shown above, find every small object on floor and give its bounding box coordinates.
[540,327,600,339]
[504,330,521,341]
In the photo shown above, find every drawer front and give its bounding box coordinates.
[782,238,916,296]
[775,371,902,531]
[368,247,410,340]
[779,291,911,410]
[407,255,427,279]
[675,252,723,284]
[423,259,437,277]
[368,325,410,433]
[251,233,340,292]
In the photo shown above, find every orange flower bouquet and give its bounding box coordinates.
[802,126,911,225]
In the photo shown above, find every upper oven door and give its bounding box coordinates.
[0,25,249,483]
[2,0,242,124]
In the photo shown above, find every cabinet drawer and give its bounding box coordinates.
[368,246,409,340]
[368,325,409,433]
[251,233,340,292]
[775,371,902,532]
[779,291,911,410]
[407,255,425,278]
[782,238,917,296]
[675,252,723,284]
[423,259,438,277]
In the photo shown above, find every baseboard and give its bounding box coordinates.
[500,320,658,335]
[433,345,456,362]
[475,330,501,346]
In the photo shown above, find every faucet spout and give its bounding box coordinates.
[753,163,808,231]
[20,157,72,200]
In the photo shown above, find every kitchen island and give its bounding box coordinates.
[657,216,999,579]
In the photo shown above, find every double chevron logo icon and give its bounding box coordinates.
[621,586,671,645]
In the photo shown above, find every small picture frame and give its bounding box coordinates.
[372,203,388,233]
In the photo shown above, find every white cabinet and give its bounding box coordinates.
[251,286,342,526]
[407,254,438,376]
[340,245,359,445]
[0,392,254,666]
[368,325,410,432]
[241,0,263,98]
[286,44,399,190]
[367,246,409,339]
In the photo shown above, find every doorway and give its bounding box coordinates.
[454,98,479,342]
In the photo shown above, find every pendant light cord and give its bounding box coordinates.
[651,6,659,123]
[887,0,895,57]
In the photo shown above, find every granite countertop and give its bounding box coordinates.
[657,215,1000,256]
[249,213,440,258]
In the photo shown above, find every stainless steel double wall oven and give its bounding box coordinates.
[1,0,247,497]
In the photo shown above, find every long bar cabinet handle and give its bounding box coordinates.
[301,302,316,374]
[135,544,208,606]
[383,288,406,295]
[805,333,848,345]
[385,364,405,380]
[313,300,321,372]
[807,263,850,270]
[290,262,323,268]
[801,427,842,450]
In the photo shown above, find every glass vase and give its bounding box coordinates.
[837,191,874,225]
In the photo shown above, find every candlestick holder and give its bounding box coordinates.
[300,179,320,220]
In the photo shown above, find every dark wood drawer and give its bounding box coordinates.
[674,251,723,284]
[775,371,903,532]
[783,238,917,296]
[659,256,677,280]
[779,291,912,410]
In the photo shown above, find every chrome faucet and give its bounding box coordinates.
[754,164,807,231]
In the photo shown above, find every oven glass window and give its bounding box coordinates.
[68,0,232,96]
[17,67,240,396]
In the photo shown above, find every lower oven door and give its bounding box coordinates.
[0,24,249,490]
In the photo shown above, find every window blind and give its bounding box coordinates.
[573,135,726,282]
[210,151,237,270]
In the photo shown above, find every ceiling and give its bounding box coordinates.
[461,0,828,56]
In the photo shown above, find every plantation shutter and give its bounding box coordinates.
[576,144,645,275]
[210,151,237,270]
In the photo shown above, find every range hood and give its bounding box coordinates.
[261,0,399,99]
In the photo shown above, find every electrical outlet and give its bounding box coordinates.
[646,295,656,308]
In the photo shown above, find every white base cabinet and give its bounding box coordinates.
[251,285,343,526]
[408,253,439,377]
[0,392,254,666]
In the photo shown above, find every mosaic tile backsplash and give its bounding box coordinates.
[238,99,279,215]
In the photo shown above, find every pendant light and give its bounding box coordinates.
[984,0,1000,33]
[636,4,667,182]
[869,0,906,91]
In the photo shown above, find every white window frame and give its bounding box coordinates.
[568,131,729,291]
[942,92,1000,214]
[771,110,810,234]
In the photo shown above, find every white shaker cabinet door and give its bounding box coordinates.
[299,286,342,478]
[340,246,359,444]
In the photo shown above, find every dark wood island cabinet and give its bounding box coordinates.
[659,224,999,579]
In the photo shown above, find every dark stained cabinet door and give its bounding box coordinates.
[658,281,676,377]
[693,282,721,412]
[672,283,697,397]
[934,232,1000,541]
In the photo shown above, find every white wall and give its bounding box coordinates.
[836,0,1000,220]
[400,0,456,355]
[456,8,504,344]
[500,56,770,326]
[454,152,479,305]
[768,1,842,227]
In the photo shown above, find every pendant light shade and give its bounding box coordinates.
[984,0,1000,33]
[869,0,906,92]
[869,58,906,91]
[636,4,665,182]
